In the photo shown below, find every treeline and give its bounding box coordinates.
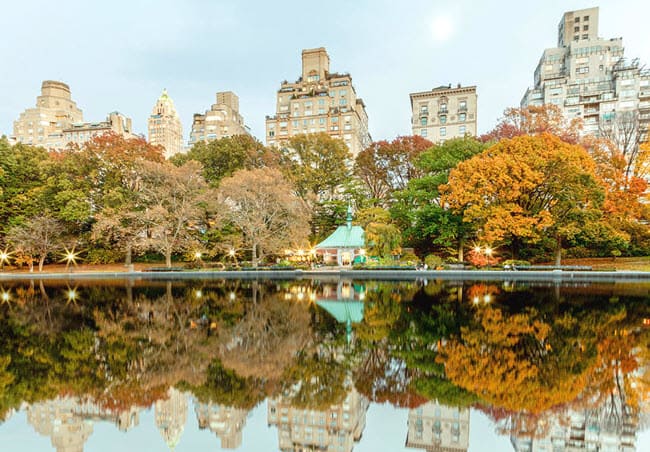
[0,104,649,268]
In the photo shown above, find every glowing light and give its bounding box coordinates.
[484,294,492,303]
[485,247,493,256]
[229,292,236,301]
[228,249,236,257]
[297,292,304,301]
[195,290,202,299]
[473,296,480,304]
[474,246,481,253]
[65,286,79,305]
[1,289,10,304]
[61,246,81,270]
[194,251,202,260]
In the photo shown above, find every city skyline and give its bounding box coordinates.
[2,1,650,146]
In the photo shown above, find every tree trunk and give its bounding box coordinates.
[125,243,132,266]
[555,236,562,266]
[252,242,258,268]
[458,237,465,262]
[38,256,46,272]
[165,250,172,268]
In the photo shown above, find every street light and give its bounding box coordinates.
[0,249,10,271]
[485,247,493,268]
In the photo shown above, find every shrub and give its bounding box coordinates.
[425,254,444,269]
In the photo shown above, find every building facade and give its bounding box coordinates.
[194,402,249,449]
[148,89,184,158]
[188,91,249,147]
[62,111,135,146]
[265,47,371,157]
[409,84,477,143]
[405,401,470,451]
[521,7,650,139]
[13,80,84,150]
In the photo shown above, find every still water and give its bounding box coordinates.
[0,277,648,451]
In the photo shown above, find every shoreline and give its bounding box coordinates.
[2,269,650,282]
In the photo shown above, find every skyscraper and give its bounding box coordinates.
[12,80,84,150]
[521,7,650,141]
[188,91,249,146]
[409,84,477,142]
[148,89,183,158]
[265,47,371,156]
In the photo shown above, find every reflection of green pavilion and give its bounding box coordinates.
[315,205,365,266]
[316,280,365,344]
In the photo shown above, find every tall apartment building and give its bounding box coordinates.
[63,111,136,146]
[409,84,477,142]
[267,387,369,452]
[188,91,249,147]
[265,47,371,156]
[13,80,84,150]
[405,401,470,451]
[154,387,188,450]
[194,402,249,449]
[521,7,650,139]
[148,89,184,158]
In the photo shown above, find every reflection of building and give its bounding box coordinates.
[26,396,141,452]
[155,387,188,450]
[12,80,84,150]
[315,205,365,266]
[267,387,369,452]
[521,7,650,139]
[510,409,637,451]
[409,84,477,142]
[194,402,248,449]
[148,89,184,158]
[316,280,365,345]
[62,111,136,146]
[405,401,470,451]
[188,91,249,146]
[265,47,371,157]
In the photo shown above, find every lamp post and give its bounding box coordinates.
[485,247,493,269]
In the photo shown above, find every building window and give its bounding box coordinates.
[459,125,466,135]
[440,104,448,113]
[574,17,580,23]
[583,25,589,31]
[574,35,579,41]
[576,66,589,74]
[459,100,467,111]
[459,113,466,122]
[339,98,347,105]
[582,34,589,40]
[420,128,427,137]
[440,127,446,136]
[269,131,275,137]
[583,15,589,21]
[440,115,447,124]
[420,117,427,126]
[574,26,579,32]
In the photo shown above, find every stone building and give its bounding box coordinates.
[188,91,249,147]
[267,386,369,452]
[62,111,136,146]
[194,402,249,449]
[521,7,650,140]
[148,89,184,158]
[12,80,84,150]
[405,401,470,451]
[265,47,371,156]
[409,84,477,143]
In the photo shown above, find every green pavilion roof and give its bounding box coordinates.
[316,300,365,323]
[315,224,365,249]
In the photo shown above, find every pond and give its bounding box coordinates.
[0,277,648,451]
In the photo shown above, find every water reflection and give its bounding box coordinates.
[0,278,648,450]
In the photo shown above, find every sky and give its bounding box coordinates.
[1,0,650,144]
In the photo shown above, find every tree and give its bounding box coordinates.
[171,135,278,186]
[217,167,310,267]
[137,160,215,267]
[356,207,402,258]
[7,215,64,271]
[354,135,433,204]
[279,133,352,201]
[480,104,582,144]
[442,133,604,263]
[391,137,486,259]
[598,111,644,182]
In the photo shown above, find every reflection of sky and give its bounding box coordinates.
[1,398,648,451]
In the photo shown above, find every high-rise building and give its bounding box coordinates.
[194,402,249,449]
[409,84,477,142]
[148,89,183,158]
[521,7,650,139]
[188,91,249,146]
[405,401,470,451]
[267,387,369,452]
[62,111,136,146]
[265,47,371,156]
[155,387,188,450]
[12,80,84,150]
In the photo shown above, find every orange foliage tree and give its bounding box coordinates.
[442,133,604,263]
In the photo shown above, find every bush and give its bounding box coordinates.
[502,259,531,267]
[400,252,420,265]
[425,254,444,269]
[85,248,123,264]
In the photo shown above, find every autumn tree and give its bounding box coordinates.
[391,137,486,259]
[7,215,65,271]
[137,160,216,267]
[355,207,401,258]
[354,135,433,205]
[279,133,352,201]
[217,167,310,267]
[480,104,582,144]
[442,133,604,263]
[172,134,278,186]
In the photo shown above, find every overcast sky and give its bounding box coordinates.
[1,0,649,144]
